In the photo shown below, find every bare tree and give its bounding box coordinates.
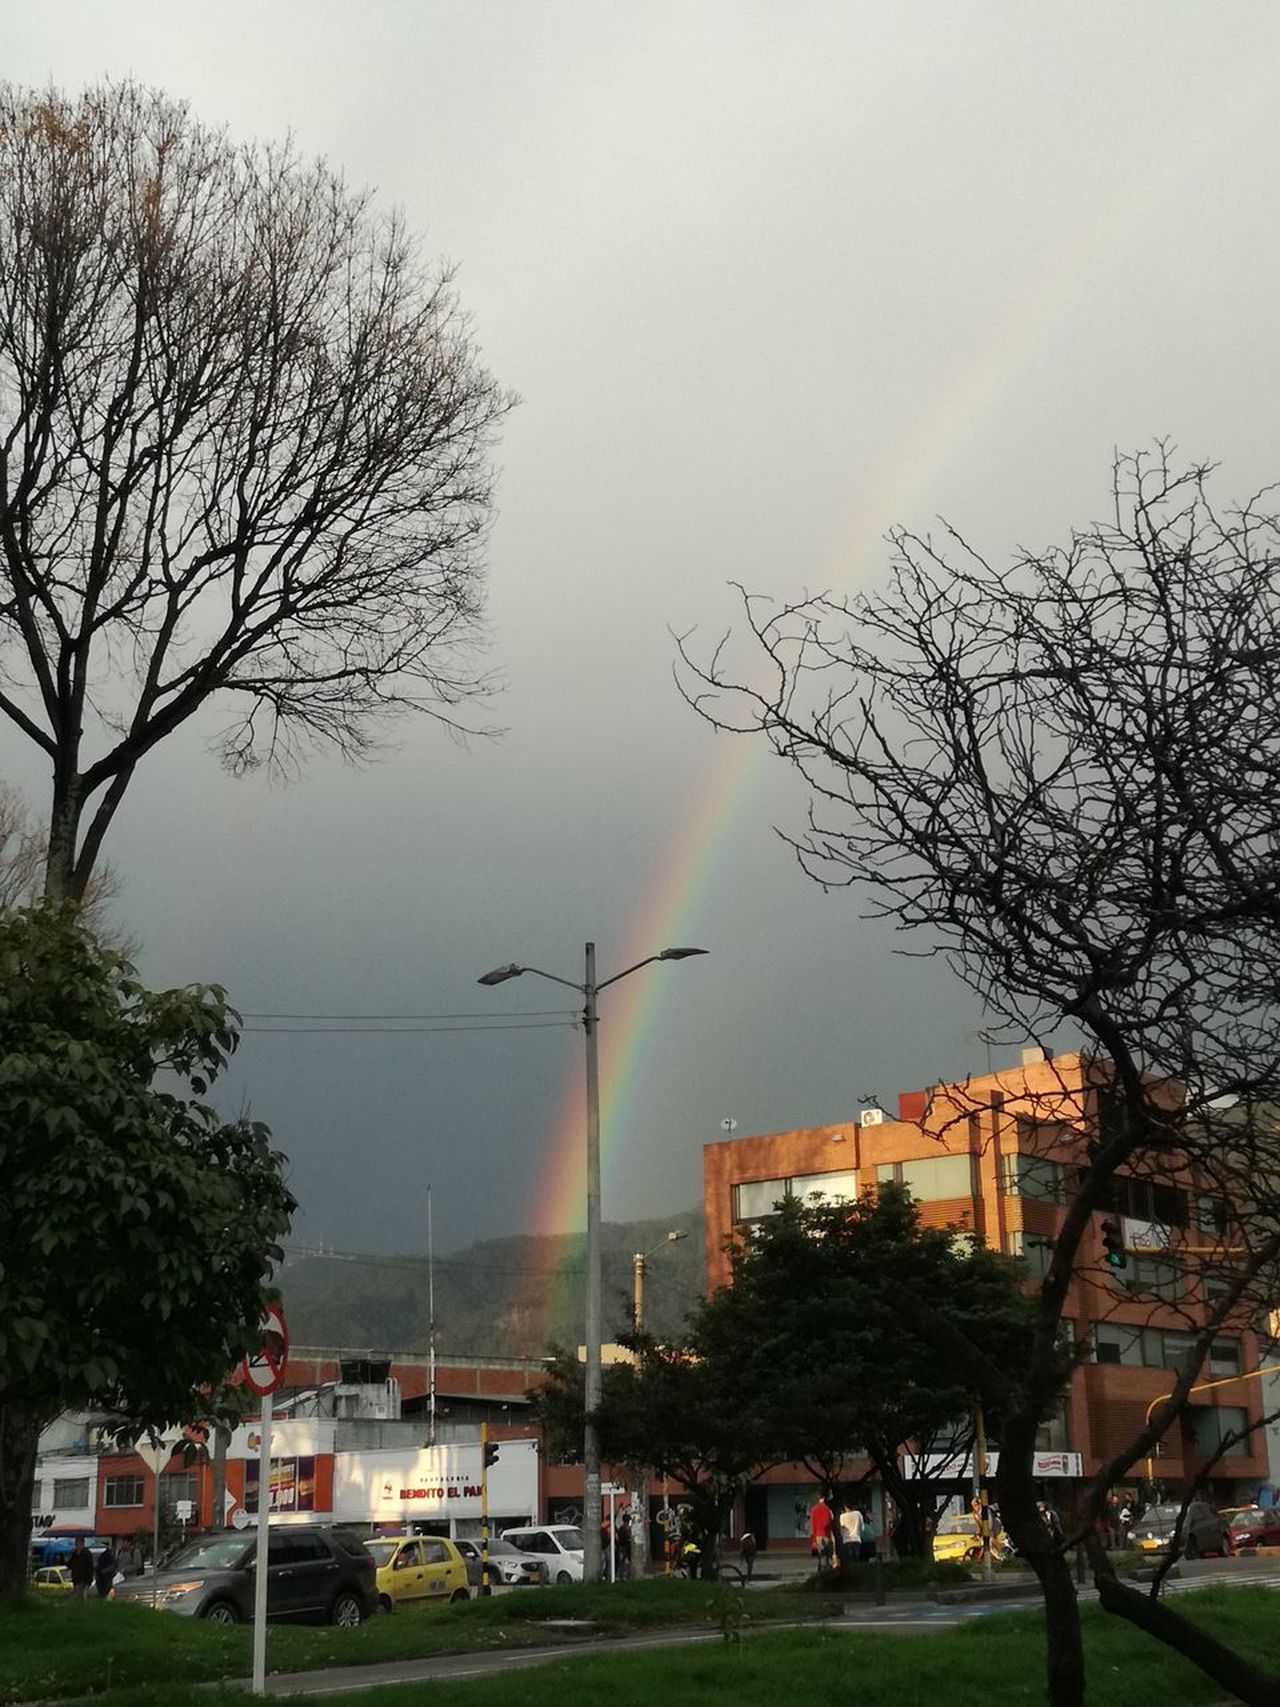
[0,83,514,900]
[678,447,1280,1706]
[0,781,122,936]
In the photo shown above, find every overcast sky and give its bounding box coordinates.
[6,2,1280,1258]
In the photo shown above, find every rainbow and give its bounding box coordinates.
[531,731,760,1246]
[524,56,1275,1335]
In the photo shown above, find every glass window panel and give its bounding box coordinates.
[1188,1405,1250,1459]
[1094,1322,1144,1366]
[1209,1339,1241,1375]
[733,1179,786,1220]
[789,1169,858,1203]
[1000,1153,1064,1201]
[899,1154,972,1200]
[52,1478,89,1508]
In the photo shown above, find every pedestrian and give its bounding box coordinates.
[860,1509,878,1563]
[68,1538,94,1602]
[740,1530,757,1581]
[616,1510,632,1581]
[600,1513,612,1580]
[94,1542,118,1599]
[838,1500,863,1569]
[809,1489,836,1573]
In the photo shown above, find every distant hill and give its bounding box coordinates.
[279,1208,705,1359]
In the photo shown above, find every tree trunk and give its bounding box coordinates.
[998,1435,1085,1707]
[1096,1574,1280,1705]
[0,1403,44,1600]
[873,1449,931,1558]
[43,775,82,902]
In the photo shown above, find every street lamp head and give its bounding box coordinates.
[657,947,709,961]
[477,963,524,986]
[666,1229,688,1244]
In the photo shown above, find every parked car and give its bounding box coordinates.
[33,1565,73,1592]
[112,1526,377,1625]
[1228,1511,1280,1551]
[454,1537,549,1589]
[929,1514,1008,1565]
[1130,1502,1229,1558]
[500,1525,585,1584]
[365,1535,470,1611]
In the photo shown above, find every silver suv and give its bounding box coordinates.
[113,1526,377,1624]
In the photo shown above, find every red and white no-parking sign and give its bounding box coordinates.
[240,1301,288,1396]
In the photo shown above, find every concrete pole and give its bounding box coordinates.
[582,942,603,1585]
[630,1251,649,1578]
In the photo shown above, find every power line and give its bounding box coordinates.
[243,1019,577,1036]
[280,1243,664,1282]
[241,1008,577,1021]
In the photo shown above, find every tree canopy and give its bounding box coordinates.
[0,904,295,1596]
[0,82,514,899]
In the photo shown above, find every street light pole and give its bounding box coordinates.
[478,941,707,1585]
[630,1228,687,1578]
[582,943,603,1581]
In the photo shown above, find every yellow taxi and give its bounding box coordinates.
[930,1514,1007,1565]
[365,1535,471,1611]
[33,1566,74,1592]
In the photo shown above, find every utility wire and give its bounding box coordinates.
[241,1009,577,1020]
[243,1019,577,1036]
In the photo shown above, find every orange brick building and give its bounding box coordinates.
[703,1050,1274,1540]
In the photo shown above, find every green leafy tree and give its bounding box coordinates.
[699,1187,1043,1557]
[0,905,295,1597]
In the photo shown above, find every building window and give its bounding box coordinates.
[1035,1403,1070,1452]
[1125,1255,1183,1301]
[162,1471,197,1511]
[879,1154,973,1200]
[1097,1175,1189,1230]
[1197,1195,1230,1236]
[789,1169,858,1204]
[733,1178,787,1220]
[52,1477,90,1509]
[104,1475,145,1508]
[1004,1230,1055,1280]
[1188,1405,1250,1459]
[1093,1322,1145,1366]
[1209,1339,1242,1376]
[999,1152,1066,1203]
[733,1169,859,1221]
[31,1481,41,1510]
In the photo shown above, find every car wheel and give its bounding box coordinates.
[450,1587,470,1604]
[202,1599,241,1625]
[556,1571,572,1586]
[330,1590,364,1627]
[378,1594,394,1615]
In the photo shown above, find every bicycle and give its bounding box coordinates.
[673,1554,745,1585]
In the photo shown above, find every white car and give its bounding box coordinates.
[500,1524,585,1584]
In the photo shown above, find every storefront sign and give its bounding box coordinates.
[902,1449,1083,1480]
[333,1439,538,1524]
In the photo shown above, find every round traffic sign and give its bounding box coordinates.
[240,1302,289,1396]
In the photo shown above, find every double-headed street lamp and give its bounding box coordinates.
[478,942,708,1582]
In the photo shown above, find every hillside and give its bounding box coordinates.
[279,1208,705,1359]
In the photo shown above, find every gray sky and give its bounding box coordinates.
[6,2,1280,1256]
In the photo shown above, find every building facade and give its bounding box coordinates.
[703,1050,1274,1537]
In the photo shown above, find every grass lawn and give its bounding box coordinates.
[0,1578,810,1702]
[5,1577,1276,1700]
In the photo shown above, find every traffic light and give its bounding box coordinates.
[484,1440,499,1469]
[1100,1218,1127,1271]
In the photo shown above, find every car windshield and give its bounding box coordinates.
[1142,1507,1179,1526]
[487,1540,522,1558]
[554,1528,584,1551]
[365,1541,401,1566]
[937,1516,976,1535]
[163,1535,251,1571]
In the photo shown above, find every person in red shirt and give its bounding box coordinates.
[809,1491,835,1571]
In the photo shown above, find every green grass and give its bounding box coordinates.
[4,1584,1278,1707]
[0,1578,812,1702]
[20,1588,1280,1707]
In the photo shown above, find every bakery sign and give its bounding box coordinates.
[333,1439,538,1523]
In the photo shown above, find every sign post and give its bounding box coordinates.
[240,1303,288,1698]
[134,1430,181,1608]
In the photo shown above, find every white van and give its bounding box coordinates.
[499,1524,585,1584]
